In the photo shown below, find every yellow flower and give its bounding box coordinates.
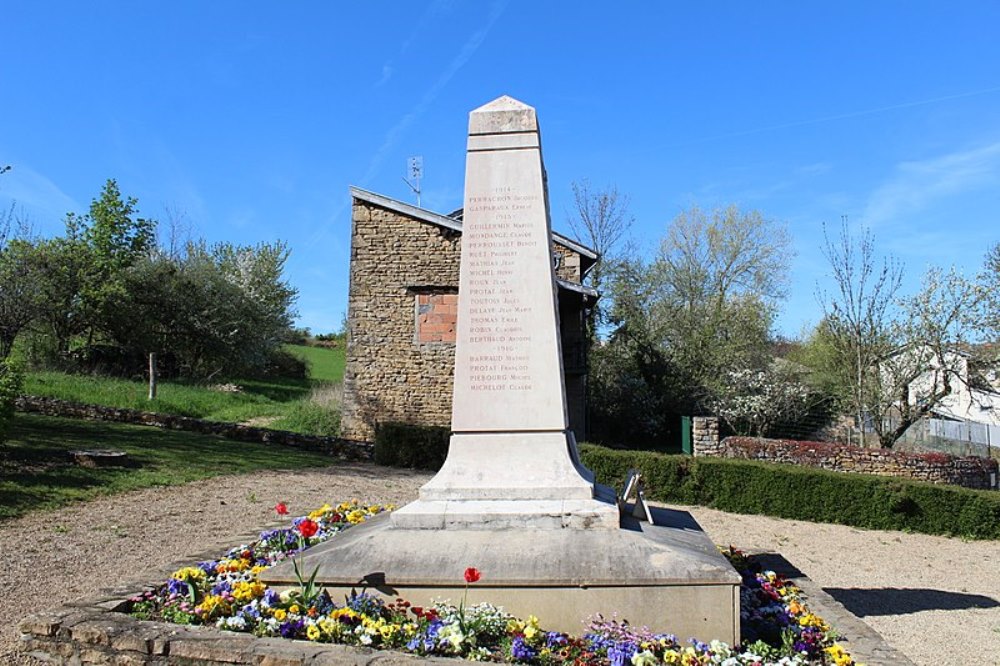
[663,649,682,664]
[171,566,205,582]
[194,594,230,619]
[289,604,300,614]
[273,608,287,621]
[825,643,859,666]
[306,624,322,641]
[309,504,333,521]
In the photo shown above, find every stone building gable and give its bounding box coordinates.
[340,188,596,442]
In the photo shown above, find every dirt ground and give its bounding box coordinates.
[1,464,997,665]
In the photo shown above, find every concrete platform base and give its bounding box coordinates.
[261,505,741,644]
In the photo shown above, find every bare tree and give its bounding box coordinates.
[566,180,633,337]
[820,221,983,447]
[0,204,40,359]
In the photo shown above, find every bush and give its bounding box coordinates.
[579,444,1000,540]
[374,422,450,470]
[258,348,308,380]
[0,359,23,443]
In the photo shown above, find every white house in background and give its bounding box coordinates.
[906,348,1000,427]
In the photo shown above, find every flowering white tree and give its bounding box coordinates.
[713,366,811,437]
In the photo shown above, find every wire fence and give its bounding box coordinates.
[749,411,999,461]
[893,417,999,460]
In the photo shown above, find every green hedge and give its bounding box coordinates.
[580,444,1000,540]
[374,422,450,470]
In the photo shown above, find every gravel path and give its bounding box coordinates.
[2,465,998,665]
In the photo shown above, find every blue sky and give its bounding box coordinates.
[2,2,999,337]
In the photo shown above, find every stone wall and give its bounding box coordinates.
[692,416,721,456]
[341,197,593,442]
[15,396,373,461]
[340,200,463,441]
[18,529,452,666]
[718,435,998,490]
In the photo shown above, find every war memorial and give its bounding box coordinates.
[263,96,741,643]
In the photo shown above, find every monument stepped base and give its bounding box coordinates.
[261,505,741,644]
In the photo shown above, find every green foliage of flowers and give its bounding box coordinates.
[580,444,1000,540]
[128,502,860,665]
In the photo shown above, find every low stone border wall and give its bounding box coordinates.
[17,549,909,666]
[17,520,451,665]
[718,435,998,490]
[15,395,373,462]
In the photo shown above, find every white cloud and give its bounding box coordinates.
[863,141,1000,228]
[375,64,393,88]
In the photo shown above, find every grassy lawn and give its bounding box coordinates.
[0,414,338,521]
[20,345,346,436]
[283,343,345,383]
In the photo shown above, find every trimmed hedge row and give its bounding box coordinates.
[373,422,450,470]
[580,444,1000,540]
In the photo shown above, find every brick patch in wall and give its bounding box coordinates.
[415,292,458,343]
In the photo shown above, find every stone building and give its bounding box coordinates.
[340,187,598,442]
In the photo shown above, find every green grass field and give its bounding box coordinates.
[0,414,337,521]
[20,345,346,436]
[283,343,346,383]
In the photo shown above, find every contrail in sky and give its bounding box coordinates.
[307,0,508,247]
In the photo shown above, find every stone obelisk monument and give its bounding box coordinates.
[263,97,740,642]
[390,96,618,530]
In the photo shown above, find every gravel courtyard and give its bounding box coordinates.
[1,464,997,665]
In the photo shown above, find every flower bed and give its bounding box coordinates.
[126,502,860,665]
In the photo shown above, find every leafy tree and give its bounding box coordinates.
[0,358,20,445]
[588,205,792,446]
[649,205,791,410]
[588,257,681,447]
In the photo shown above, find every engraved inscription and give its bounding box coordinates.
[464,186,543,393]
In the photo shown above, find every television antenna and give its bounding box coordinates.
[403,156,423,207]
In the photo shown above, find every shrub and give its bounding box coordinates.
[579,444,1000,540]
[0,358,23,443]
[374,422,450,470]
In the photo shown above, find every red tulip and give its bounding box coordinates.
[275,502,289,516]
[464,567,481,583]
[297,518,319,538]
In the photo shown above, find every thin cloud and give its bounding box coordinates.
[376,0,455,88]
[863,141,1000,227]
[375,64,393,88]
[360,0,508,187]
[0,163,82,233]
[305,0,507,248]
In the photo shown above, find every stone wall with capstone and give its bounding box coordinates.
[691,416,997,490]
